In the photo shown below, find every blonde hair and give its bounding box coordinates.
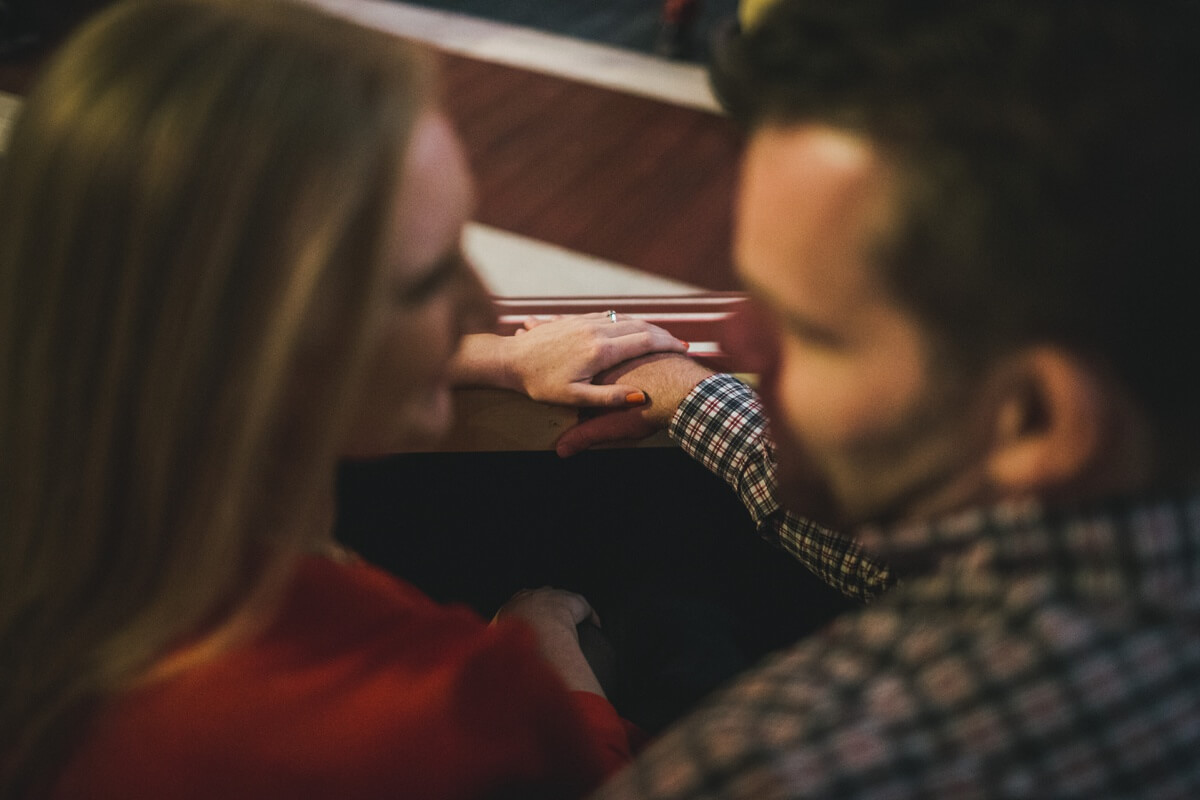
[0,0,432,792]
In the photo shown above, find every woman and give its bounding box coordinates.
[0,1,684,796]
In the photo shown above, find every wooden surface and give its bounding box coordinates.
[491,294,746,358]
[436,52,746,451]
[425,294,751,453]
[440,51,743,291]
[2,36,743,292]
[3,30,749,453]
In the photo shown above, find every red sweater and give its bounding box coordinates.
[51,557,635,799]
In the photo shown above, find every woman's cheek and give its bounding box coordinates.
[384,308,440,374]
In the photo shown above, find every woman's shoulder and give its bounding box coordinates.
[51,556,602,799]
[284,553,485,640]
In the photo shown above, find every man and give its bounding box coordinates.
[558,0,1200,796]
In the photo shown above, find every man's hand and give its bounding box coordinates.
[554,353,716,457]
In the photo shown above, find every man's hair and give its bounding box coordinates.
[713,0,1200,471]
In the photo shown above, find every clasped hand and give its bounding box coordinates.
[452,312,686,404]
[451,312,715,456]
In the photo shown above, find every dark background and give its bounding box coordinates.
[336,447,856,732]
[2,0,740,63]
[396,0,738,62]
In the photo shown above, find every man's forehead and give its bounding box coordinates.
[742,125,886,219]
[736,124,898,310]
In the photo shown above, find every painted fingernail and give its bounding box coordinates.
[679,340,690,349]
[625,391,647,405]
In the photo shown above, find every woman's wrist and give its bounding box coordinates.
[532,623,605,696]
[450,333,517,391]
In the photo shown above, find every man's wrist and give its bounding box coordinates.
[652,359,716,427]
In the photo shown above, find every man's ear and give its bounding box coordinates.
[983,348,1112,494]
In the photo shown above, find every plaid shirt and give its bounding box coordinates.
[667,374,894,603]
[593,374,1200,799]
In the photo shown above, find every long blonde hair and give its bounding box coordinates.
[0,0,432,792]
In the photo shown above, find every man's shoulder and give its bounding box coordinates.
[608,571,1200,796]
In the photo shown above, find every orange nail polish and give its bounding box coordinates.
[625,391,646,405]
[679,340,690,349]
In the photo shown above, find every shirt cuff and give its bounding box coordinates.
[668,373,770,502]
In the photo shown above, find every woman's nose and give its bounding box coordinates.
[456,259,498,336]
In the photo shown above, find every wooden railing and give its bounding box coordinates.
[429,293,749,452]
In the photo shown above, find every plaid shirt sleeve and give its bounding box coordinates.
[668,373,893,602]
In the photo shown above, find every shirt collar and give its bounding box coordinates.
[853,492,1200,614]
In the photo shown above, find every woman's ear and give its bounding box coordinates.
[983,348,1114,494]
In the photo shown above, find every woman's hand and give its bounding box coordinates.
[492,587,606,696]
[554,352,716,457]
[450,313,688,407]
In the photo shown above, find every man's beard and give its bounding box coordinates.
[767,421,846,529]
[761,379,989,533]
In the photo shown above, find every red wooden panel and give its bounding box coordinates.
[439,52,742,291]
[491,293,749,371]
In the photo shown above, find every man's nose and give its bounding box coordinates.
[724,300,779,377]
